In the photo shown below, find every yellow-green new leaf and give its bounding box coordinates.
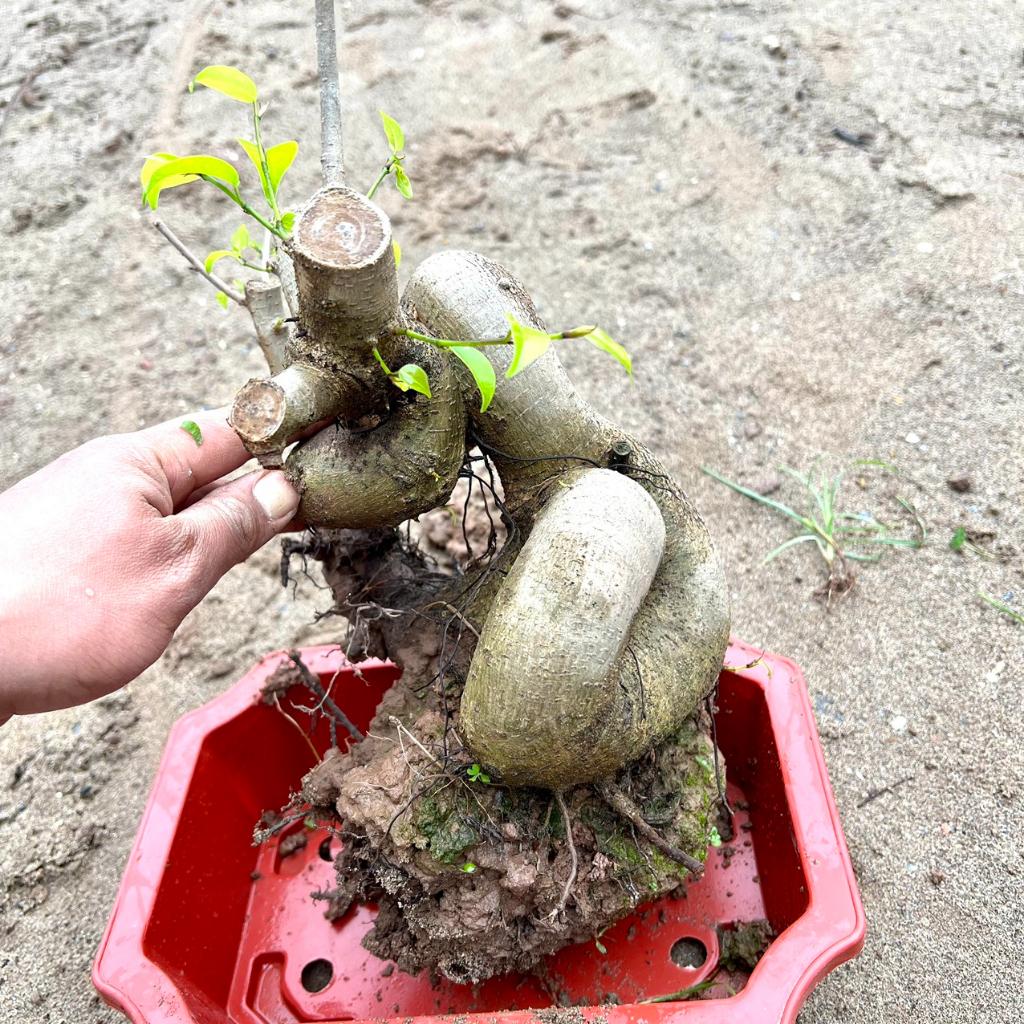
[584,327,632,375]
[392,363,431,398]
[505,315,552,378]
[392,240,402,268]
[204,249,238,274]
[266,140,298,190]
[230,224,250,253]
[394,164,413,199]
[139,152,179,189]
[190,65,258,104]
[449,345,496,412]
[237,138,273,206]
[144,155,240,209]
[379,111,405,154]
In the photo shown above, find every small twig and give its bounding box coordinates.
[550,790,578,919]
[314,0,344,185]
[857,774,915,808]
[287,650,364,741]
[421,601,481,640]
[0,63,45,143]
[388,715,442,768]
[597,781,704,876]
[152,219,246,304]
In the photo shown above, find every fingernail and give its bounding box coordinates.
[253,471,300,521]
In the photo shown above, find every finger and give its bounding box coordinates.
[137,407,253,506]
[182,471,308,532]
[170,469,301,596]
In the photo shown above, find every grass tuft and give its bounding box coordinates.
[702,461,923,605]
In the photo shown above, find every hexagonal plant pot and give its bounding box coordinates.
[94,640,865,1023]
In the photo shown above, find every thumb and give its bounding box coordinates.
[172,470,300,595]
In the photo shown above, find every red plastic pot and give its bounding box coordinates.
[93,640,865,1024]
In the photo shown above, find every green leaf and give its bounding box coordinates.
[237,138,273,205]
[762,533,817,564]
[266,140,298,190]
[392,239,402,268]
[461,862,477,873]
[584,327,632,375]
[393,164,413,199]
[979,591,1024,626]
[505,314,552,378]
[179,420,203,446]
[230,224,251,253]
[280,211,296,232]
[139,152,179,189]
[190,65,258,104]
[144,155,240,209]
[379,110,405,154]
[392,363,431,398]
[215,291,230,309]
[950,527,967,551]
[449,345,496,412]
[204,249,237,273]
[708,826,722,848]
[595,940,608,955]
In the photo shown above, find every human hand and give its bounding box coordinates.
[0,409,300,720]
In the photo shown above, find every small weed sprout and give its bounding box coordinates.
[466,763,491,785]
[703,461,924,603]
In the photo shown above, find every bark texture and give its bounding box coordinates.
[236,235,731,981]
[402,250,731,787]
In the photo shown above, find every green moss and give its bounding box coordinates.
[414,793,480,864]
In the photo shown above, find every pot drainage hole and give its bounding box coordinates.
[301,958,334,993]
[670,937,707,970]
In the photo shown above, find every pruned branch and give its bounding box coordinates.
[244,279,288,374]
[230,361,356,454]
[314,0,344,185]
[152,219,246,304]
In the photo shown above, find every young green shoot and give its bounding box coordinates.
[367,111,413,201]
[466,763,491,784]
[141,65,298,310]
[950,526,995,560]
[372,347,431,398]
[387,316,631,413]
[703,461,924,603]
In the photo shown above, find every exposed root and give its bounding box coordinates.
[596,781,704,876]
[286,650,364,742]
[550,789,578,920]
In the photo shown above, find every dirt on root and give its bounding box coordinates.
[296,682,722,984]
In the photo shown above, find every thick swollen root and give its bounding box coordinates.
[402,250,731,788]
[303,690,722,984]
[461,466,668,787]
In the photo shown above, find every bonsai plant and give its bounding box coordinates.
[143,0,730,983]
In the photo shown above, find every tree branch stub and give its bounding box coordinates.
[289,186,398,352]
[230,362,355,454]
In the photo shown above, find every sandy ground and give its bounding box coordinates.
[1,1,1022,1020]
